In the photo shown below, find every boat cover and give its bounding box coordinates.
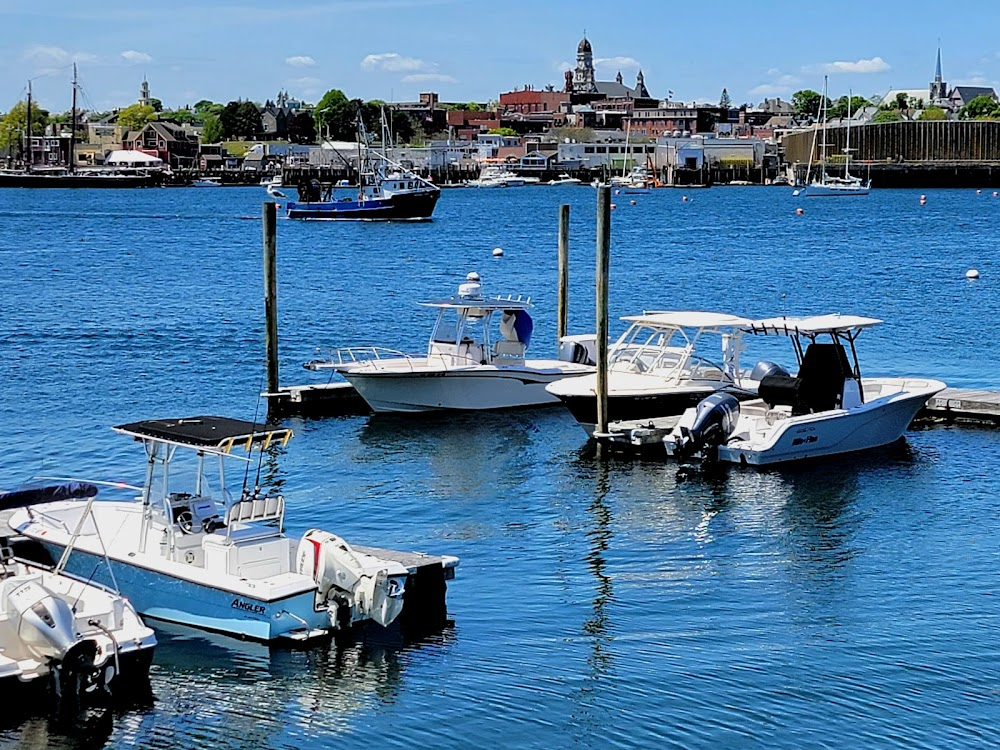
[0,482,97,511]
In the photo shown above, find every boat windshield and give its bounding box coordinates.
[609,324,735,381]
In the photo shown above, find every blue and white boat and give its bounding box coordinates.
[8,417,458,642]
[286,110,440,221]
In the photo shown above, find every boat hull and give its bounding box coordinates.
[556,387,743,436]
[345,367,574,412]
[286,189,439,221]
[802,182,870,197]
[35,542,326,641]
[717,385,942,465]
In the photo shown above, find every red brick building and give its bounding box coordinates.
[499,88,569,115]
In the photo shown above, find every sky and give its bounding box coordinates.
[4,0,1000,114]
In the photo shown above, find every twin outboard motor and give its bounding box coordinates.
[670,393,741,460]
[296,530,409,629]
[6,579,102,697]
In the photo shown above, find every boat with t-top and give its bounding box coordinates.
[9,417,459,641]
[306,272,595,412]
[663,315,944,465]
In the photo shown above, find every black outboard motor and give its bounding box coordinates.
[750,360,790,381]
[672,392,741,460]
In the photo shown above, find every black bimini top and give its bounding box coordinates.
[113,416,292,451]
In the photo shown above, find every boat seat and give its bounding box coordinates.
[493,340,526,365]
[760,343,853,415]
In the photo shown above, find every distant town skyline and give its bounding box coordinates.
[5,0,1000,112]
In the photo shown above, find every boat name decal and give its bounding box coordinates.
[791,435,819,446]
[231,598,267,614]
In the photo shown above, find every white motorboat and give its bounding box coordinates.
[9,418,459,641]
[467,165,526,188]
[306,272,594,413]
[546,311,763,436]
[0,483,156,702]
[548,174,582,186]
[260,175,283,188]
[192,177,222,187]
[664,315,945,465]
[801,77,870,197]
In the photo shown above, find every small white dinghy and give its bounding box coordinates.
[307,272,594,413]
[0,482,156,703]
[664,315,945,465]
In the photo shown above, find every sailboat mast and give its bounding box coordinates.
[25,80,32,173]
[622,120,630,179]
[820,76,828,180]
[69,63,77,174]
[845,88,852,179]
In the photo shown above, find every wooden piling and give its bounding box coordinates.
[557,204,570,342]
[263,202,279,397]
[595,186,611,435]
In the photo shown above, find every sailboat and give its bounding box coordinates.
[0,66,162,189]
[802,78,871,197]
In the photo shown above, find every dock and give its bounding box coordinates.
[264,382,371,419]
[920,387,1000,423]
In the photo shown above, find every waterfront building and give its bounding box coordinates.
[121,121,199,169]
[498,87,569,116]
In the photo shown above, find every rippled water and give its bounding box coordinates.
[1,186,998,748]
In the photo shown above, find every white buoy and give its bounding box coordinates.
[492,247,503,257]
[966,269,980,279]
[792,189,801,197]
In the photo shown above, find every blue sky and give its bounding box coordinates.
[4,0,1000,113]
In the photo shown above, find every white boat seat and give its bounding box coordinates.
[493,340,525,364]
[226,496,284,525]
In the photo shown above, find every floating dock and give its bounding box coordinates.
[264,382,371,419]
[921,387,1000,423]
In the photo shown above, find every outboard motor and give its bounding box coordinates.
[296,530,409,629]
[750,360,790,381]
[670,393,741,460]
[6,580,102,698]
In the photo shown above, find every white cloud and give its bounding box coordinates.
[361,52,430,73]
[749,71,801,97]
[288,76,323,95]
[594,56,641,71]
[555,61,572,73]
[285,55,316,67]
[22,45,97,74]
[402,73,456,83]
[120,49,152,65]
[819,56,890,74]
[953,74,992,86]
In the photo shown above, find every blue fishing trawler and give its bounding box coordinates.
[286,111,440,221]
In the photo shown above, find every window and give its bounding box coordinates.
[585,147,595,154]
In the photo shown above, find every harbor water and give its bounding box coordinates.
[1,186,998,748]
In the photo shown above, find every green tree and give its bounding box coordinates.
[893,92,909,110]
[219,101,241,139]
[117,103,157,130]
[287,111,316,144]
[488,127,518,137]
[959,95,1000,119]
[827,95,871,119]
[918,106,947,121]
[0,100,49,151]
[201,114,224,143]
[236,101,262,138]
[792,89,828,117]
[720,87,732,108]
[315,89,358,141]
[160,109,195,125]
[873,109,902,123]
[148,97,163,112]
[550,126,595,143]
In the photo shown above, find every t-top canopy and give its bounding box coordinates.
[113,416,292,453]
[621,311,752,329]
[745,315,883,337]
[418,296,533,311]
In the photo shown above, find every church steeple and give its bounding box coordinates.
[930,46,947,102]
